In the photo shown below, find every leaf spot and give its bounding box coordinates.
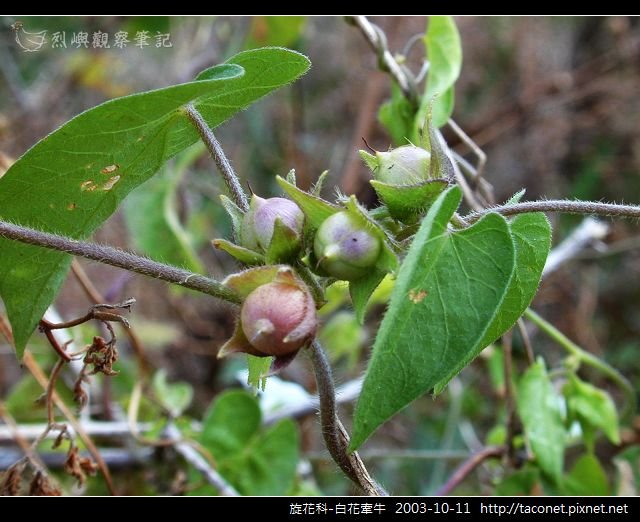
[102,175,120,191]
[67,202,77,211]
[101,164,119,174]
[80,180,97,192]
[408,288,428,304]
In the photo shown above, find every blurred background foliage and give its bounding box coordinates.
[1,16,639,495]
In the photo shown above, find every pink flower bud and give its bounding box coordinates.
[218,266,318,370]
[241,281,317,357]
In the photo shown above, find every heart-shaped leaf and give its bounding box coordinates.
[350,186,515,450]
[0,48,310,356]
[434,212,551,393]
[198,390,299,495]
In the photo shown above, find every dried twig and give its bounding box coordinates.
[22,351,116,495]
[347,16,418,105]
[71,260,151,376]
[435,445,506,496]
[164,424,239,496]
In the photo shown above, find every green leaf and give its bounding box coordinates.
[319,311,366,368]
[311,170,329,198]
[505,189,526,205]
[415,16,462,133]
[276,175,338,231]
[379,83,416,146]
[247,354,272,392]
[349,270,387,324]
[517,360,565,483]
[233,419,299,495]
[495,466,541,496]
[427,115,456,182]
[222,265,283,299]
[562,453,610,496]
[370,179,449,222]
[265,217,300,264]
[220,194,244,238]
[200,390,262,456]
[151,369,193,418]
[123,155,204,274]
[212,238,265,265]
[564,374,621,445]
[0,48,311,357]
[351,186,515,450]
[434,213,551,393]
[199,391,299,495]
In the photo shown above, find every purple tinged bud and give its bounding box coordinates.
[313,211,382,280]
[241,196,304,251]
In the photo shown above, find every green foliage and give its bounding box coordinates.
[378,84,417,146]
[495,467,541,496]
[564,374,620,446]
[198,390,299,495]
[276,175,338,232]
[378,16,462,144]
[1,20,629,497]
[151,369,193,418]
[562,454,610,496]
[517,360,566,483]
[351,186,517,449]
[247,355,273,392]
[0,48,310,357]
[417,16,462,132]
[434,213,551,393]
[123,147,205,273]
[320,311,366,368]
[369,180,449,222]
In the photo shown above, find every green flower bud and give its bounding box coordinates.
[313,211,381,280]
[360,145,431,185]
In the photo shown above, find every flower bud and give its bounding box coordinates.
[241,195,304,251]
[313,211,382,280]
[218,266,318,370]
[241,281,317,357]
[360,145,431,185]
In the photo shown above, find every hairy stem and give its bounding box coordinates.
[524,308,636,421]
[307,340,387,496]
[0,220,240,305]
[467,199,640,223]
[184,104,249,212]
